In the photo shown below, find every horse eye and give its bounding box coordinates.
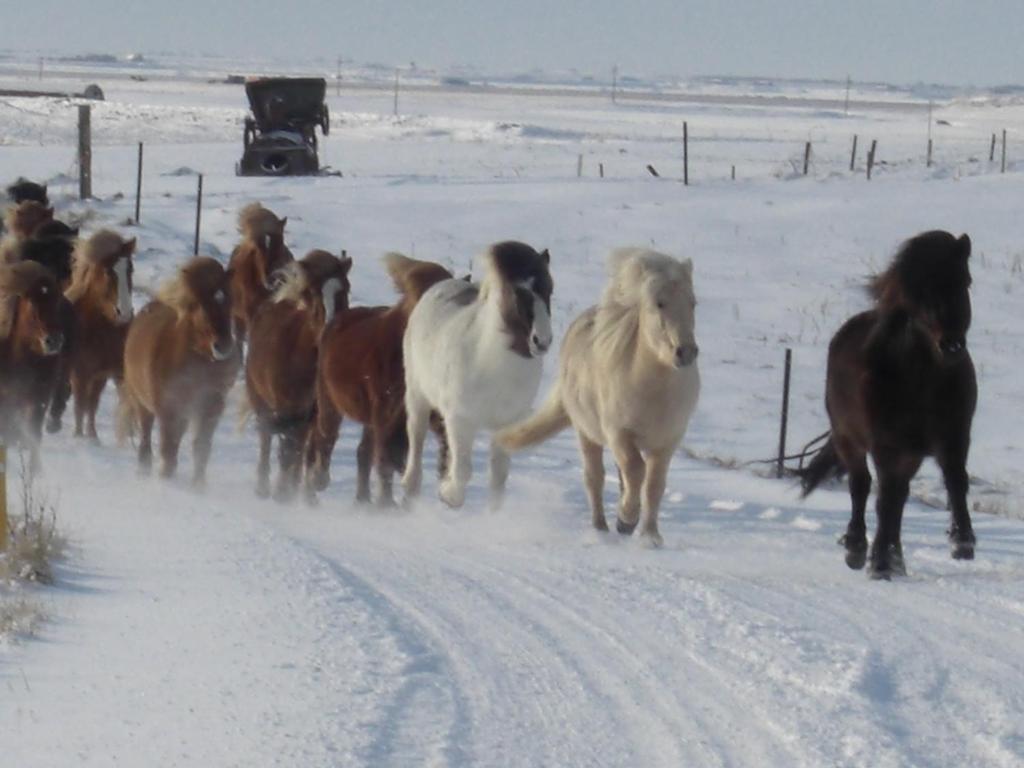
[656,300,665,309]
[40,285,49,295]
[214,290,226,304]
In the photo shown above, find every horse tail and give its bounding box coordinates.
[114,388,136,446]
[496,386,571,452]
[798,435,842,497]
[383,253,453,314]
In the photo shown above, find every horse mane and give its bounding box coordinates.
[479,241,552,301]
[869,230,971,310]
[593,248,692,364]
[272,249,350,308]
[238,202,285,241]
[157,257,225,313]
[0,260,55,339]
[383,252,453,312]
[6,178,48,206]
[66,229,134,302]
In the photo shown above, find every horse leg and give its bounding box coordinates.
[836,439,871,570]
[401,389,430,501]
[936,446,975,560]
[430,411,449,480]
[158,412,187,479]
[308,392,341,494]
[191,394,225,490]
[273,421,302,503]
[355,426,373,504]
[610,432,644,535]
[255,417,272,498]
[488,441,510,511]
[71,372,86,438]
[869,457,918,579]
[370,417,397,508]
[85,376,106,442]
[137,408,155,475]
[637,449,673,547]
[439,416,473,509]
[578,433,607,532]
[47,364,70,434]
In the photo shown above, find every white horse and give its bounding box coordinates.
[497,248,699,546]
[402,241,554,508]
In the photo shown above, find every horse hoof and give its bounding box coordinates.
[616,517,638,535]
[868,544,906,580]
[439,482,465,509]
[844,549,867,570]
[634,529,664,549]
[951,542,975,560]
[839,533,868,570]
[45,418,62,435]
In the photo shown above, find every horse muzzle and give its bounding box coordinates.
[210,338,236,362]
[529,332,552,357]
[41,332,64,356]
[674,343,699,368]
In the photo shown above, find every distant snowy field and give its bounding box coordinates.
[2,56,1024,767]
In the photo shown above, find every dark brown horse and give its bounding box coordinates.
[245,249,352,502]
[13,233,77,434]
[227,203,293,342]
[6,178,49,207]
[802,231,976,579]
[0,261,65,469]
[119,257,239,487]
[65,230,135,441]
[307,253,452,505]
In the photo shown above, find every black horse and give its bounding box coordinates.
[6,177,49,206]
[801,231,976,579]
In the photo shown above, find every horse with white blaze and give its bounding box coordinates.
[401,241,554,508]
[498,248,699,546]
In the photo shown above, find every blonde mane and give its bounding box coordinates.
[0,261,54,339]
[593,248,693,367]
[66,229,133,302]
[272,249,345,309]
[238,202,285,241]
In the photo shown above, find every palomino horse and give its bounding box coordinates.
[64,230,135,441]
[1,200,54,263]
[245,249,352,502]
[801,231,976,579]
[120,257,239,487]
[227,203,293,342]
[0,261,65,469]
[402,241,553,508]
[499,248,699,546]
[308,253,453,506]
[13,233,77,434]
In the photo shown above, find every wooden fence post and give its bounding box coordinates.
[731,165,736,181]
[803,141,811,176]
[78,105,92,200]
[850,134,858,171]
[683,121,689,186]
[777,348,793,479]
[134,142,144,223]
[1002,129,1007,173]
[577,154,583,178]
[867,139,877,180]
[927,138,933,168]
[990,133,997,162]
[393,69,399,116]
[193,174,203,255]
[599,162,604,178]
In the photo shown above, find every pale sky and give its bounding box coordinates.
[4,0,1022,86]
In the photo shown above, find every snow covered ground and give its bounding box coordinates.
[2,57,1024,767]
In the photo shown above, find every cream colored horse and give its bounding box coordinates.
[497,248,699,546]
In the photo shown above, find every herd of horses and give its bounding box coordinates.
[0,177,978,579]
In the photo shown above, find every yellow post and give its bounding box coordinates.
[0,444,7,551]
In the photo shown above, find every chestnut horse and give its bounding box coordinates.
[307,253,452,505]
[801,231,976,579]
[227,203,293,342]
[0,261,65,469]
[119,257,239,487]
[65,230,135,441]
[245,249,352,502]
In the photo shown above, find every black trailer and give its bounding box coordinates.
[237,77,330,176]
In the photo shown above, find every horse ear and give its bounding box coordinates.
[338,252,353,275]
[540,248,550,265]
[958,233,971,259]
[280,216,288,228]
[44,207,54,221]
[123,237,137,255]
[679,257,693,276]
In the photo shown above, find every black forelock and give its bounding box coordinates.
[489,241,553,303]
[893,230,971,300]
[6,178,49,206]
